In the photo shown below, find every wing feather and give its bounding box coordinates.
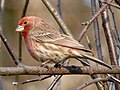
[30,28,91,52]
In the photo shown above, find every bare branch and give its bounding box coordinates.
[0,1,20,65]
[13,75,52,85]
[102,1,120,9]
[101,2,117,65]
[107,74,120,83]
[0,66,119,76]
[76,77,112,90]
[78,0,113,42]
[18,0,29,61]
[47,75,62,90]
[21,0,29,18]
[41,0,73,37]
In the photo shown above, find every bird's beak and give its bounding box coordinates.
[16,25,24,32]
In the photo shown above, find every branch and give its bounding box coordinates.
[0,28,21,65]
[100,0,120,89]
[18,0,29,61]
[100,1,117,65]
[0,65,119,76]
[0,3,20,65]
[13,75,52,85]
[21,0,29,18]
[78,0,113,42]
[47,75,62,90]
[90,0,106,90]
[41,0,73,37]
[102,1,120,9]
[76,77,112,90]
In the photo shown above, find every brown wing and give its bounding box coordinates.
[31,28,91,52]
[30,18,91,52]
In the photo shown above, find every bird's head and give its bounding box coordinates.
[16,16,38,38]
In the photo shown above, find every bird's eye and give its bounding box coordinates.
[23,21,27,25]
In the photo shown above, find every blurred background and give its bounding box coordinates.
[0,0,120,90]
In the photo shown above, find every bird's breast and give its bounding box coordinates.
[25,38,81,63]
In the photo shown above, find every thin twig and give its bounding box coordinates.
[76,77,112,90]
[0,23,20,65]
[109,6,120,64]
[78,0,113,42]
[47,75,62,90]
[13,75,52,85]
[76,58,90,66]
[109,6,120,42]
[41,0,73,37]
[102,1,120,9]
[16,0,29,88]
[77,58,105,90]
[0,1,4,90]
[91,0,103,61]
[100,1,117,65]
[85,34,93,50]
[100,1,119,89]
[21,0,29,18]
[19,0,29,62]
[57,0,63,34]
[57,0,63,19]
[91,0,105,90]
[107,74,120,83]
[0,0,3,48]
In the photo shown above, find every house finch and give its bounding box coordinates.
[16,16,111,68]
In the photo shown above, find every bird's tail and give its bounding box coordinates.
[81,54,112,69]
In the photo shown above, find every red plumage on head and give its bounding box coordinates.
[18,16,36,38]
[18,16,35,25]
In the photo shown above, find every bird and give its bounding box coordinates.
[15,16,111,68]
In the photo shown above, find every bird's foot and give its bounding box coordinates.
[54,63,62,68]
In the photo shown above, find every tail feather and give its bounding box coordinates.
[81,54,112,69]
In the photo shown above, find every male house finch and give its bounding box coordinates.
[16,16,111,68]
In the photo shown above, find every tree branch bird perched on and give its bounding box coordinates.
[16,16,111,68]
